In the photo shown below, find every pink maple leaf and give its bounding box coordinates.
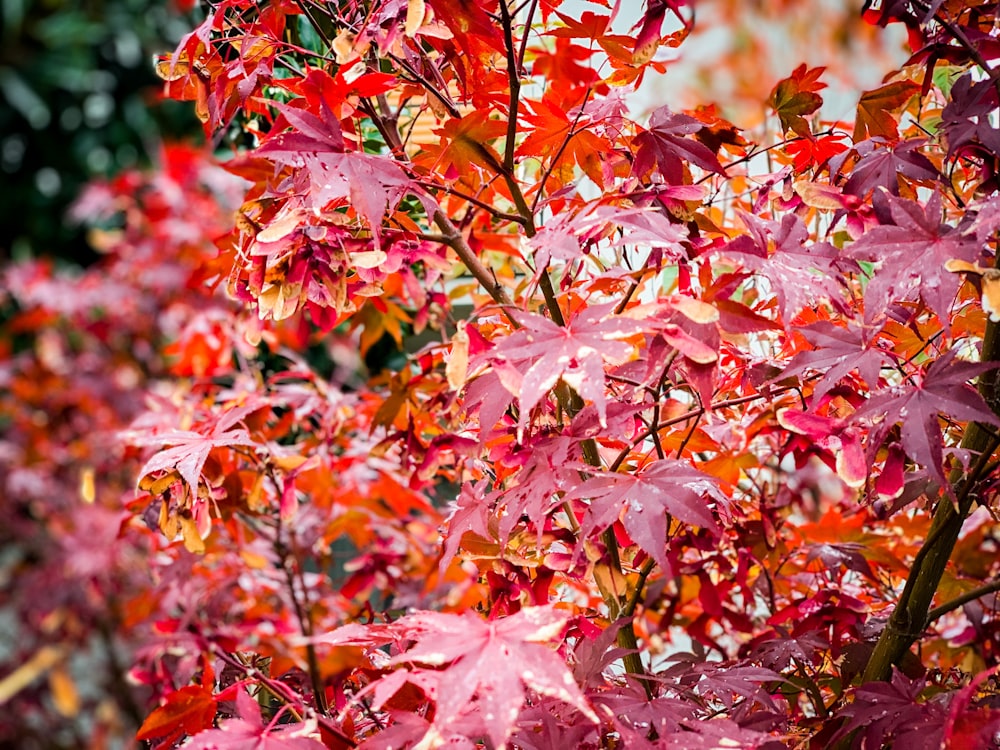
[492,302,644,436]
[777,320,893,401]
[133,403,258,535]
[847,191,981,323]
[854,350,1000,492]
[184,689,326,750]
[563,459,723,572]
[724,213,847,320]
[778,408,867,488]
[386,606,597,749]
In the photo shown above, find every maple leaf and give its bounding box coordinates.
[491,434,578,547]
[943,667,1000,749]
[184,689,326,750]
[854,79,920,142]
[386,607,597,749]
[840,138,938,197]
[853,350,1000,491]
[723,213,847,319]
[778,320,894,401]
[633,106,726,183]
[257,100,344,156]
[785,132,849,172]
[527,204,687,270]
[492,302,645,434]
[428,0,506,57]
[632,0,669,65]
[132,402,258,536]
[829,669,948,750]
[779,408,867,488]
[308,153,427,246]
[136,684,217,745]
[440,479,496,574]
[846,192,981,323]
[657,718,782,749]
[432,110,509,179]
[564,459,722,572]
[516,95,612,186]
[941,75,1000,157]
[595,687,697,743]
[768,64,826,139]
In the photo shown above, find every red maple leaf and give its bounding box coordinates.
[183,689,326,750]
[854,350,1000,491]
[768,64,826,139]
[133,403,258,535]
[724,213,847,320]
[135,403,261,508]
[779,408,868,488]
[136,684,218,746]
[778,320,894,401]
[492,302,645,435]
[564,459,723,572]
[847,192,981,323]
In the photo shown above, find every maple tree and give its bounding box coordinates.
[8,0,1000,748]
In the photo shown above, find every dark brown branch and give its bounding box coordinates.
[499,0,522,173]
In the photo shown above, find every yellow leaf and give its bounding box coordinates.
[246,472,267,512]
[670,296,719,324]
[160,503,179,539]
[49,664,80,718]
[273,455,309,472]
[405,0,426,36]
[332,30,357,65]
[79,467,95,504]
[945,259,1000,322]
[180,515,206,554]
[140,470,180,496]
[447,321,470,389]
[256,207,306,243]
[352,249,388,269]
[240,549,269,569]
[0,645,65,705]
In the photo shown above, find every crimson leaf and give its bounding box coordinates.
[841,138,938,198]
[564,459,722,572]
[184,689,326,750]
[847,192,981,323]
[633,106,726,184]
[854,350,1000,491]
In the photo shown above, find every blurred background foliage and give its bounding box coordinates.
[0,0,201,264]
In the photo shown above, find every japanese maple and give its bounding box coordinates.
[7,0,1000,748]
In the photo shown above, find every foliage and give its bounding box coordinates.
[0,0,199,261]
[7,0,1000,748]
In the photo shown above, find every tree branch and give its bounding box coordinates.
[926,577,1000,627]
[499,0,522,173]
